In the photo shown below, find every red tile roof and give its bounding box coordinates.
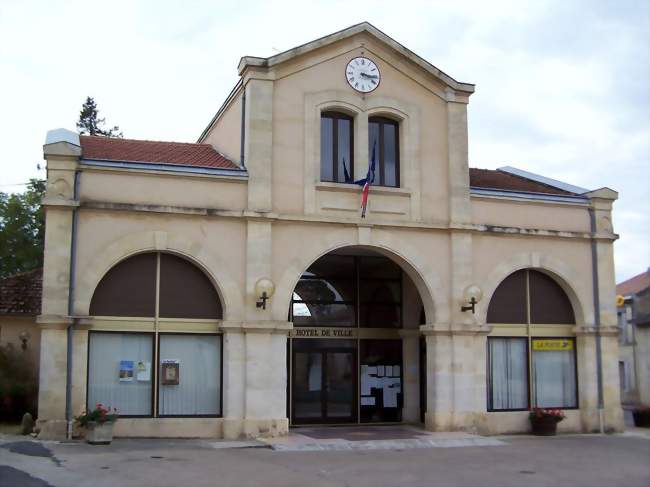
[0,268,42,315]
[80,135,240,170]
[469,168,576,195]
[617,270,650,297]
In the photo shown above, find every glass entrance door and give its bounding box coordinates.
[292,342,357,424]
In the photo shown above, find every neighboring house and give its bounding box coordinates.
[617,269,650,406]
[36,22,623,440]
[0,268,42,374]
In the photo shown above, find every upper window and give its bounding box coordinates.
[320,111,354,183]
[487,269,575,324]
[368,117,399,187]
[90,252,222,319]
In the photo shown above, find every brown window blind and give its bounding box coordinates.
[529,271,575,324]
[486,270,527,323]
[89,253,157,317]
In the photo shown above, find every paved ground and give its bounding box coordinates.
[1,430,649,487]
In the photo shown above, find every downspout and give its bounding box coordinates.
[240,90,246,169]
[65,170,81,440]
[588,207,605,433]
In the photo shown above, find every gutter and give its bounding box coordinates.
[65,170,81,440]
[588,207,605,433]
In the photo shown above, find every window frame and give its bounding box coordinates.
[86,331,156,418]
[86,331,224,419]
[530,336,579,410]
[320,111,354,184]
[486,336,530,412]
[368,116,400,188]
[156,332,224,418]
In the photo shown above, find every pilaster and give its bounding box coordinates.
[447,101,471,225]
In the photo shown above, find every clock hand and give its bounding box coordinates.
[360,72,378,79]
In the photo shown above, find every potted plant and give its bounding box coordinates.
[632,406,650,427]
[75,403,118,444]
[529,408,565,436]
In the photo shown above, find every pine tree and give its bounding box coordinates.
[76,96,123,137]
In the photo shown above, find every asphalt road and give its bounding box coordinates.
[1,434,649,487]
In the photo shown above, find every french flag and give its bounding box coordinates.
[355,141,376,218]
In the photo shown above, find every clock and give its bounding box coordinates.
[345,57,380,93]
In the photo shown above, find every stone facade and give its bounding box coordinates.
[36,23,623,439]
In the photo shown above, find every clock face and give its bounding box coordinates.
[346,57,380,93]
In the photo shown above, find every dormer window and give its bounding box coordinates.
[321,111,354,183]
[369,116,399,187]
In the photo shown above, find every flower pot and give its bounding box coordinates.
[85,421,114,445]
[530,416,559,436]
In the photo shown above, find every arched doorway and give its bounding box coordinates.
[87,252,224,418]
[287,247,427,425]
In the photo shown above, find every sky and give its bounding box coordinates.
[0,0,648,282]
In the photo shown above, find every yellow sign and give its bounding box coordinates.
[532,339,573,351]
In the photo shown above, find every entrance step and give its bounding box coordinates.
[259,426,505,451]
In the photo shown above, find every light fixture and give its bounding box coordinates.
[19,331,31,350]
[255,278,275,310]
[461,285,483,314]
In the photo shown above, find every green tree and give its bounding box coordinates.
[76,96,123,137]
[0,179,46,278]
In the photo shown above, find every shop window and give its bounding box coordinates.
[158,335,221,416]
[487,338,528,411]
[531,338,577,408]
[87,252,223,417]
[88,333,154,416]
[368,116,399,187]
[321,111,354,183]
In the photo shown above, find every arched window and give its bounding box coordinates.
[486,269,577,411]
[368,116,399,187]
[487,269,574,324]
[88,252,223,418]
[320,111,354,183]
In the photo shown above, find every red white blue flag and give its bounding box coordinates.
[355,141,376,218]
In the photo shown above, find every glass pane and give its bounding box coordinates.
[293,352,323,419]
[158,335,221,416]
[326,352,355,418]
[90,253,156,317]
[383,123,397,187]
[293,303,355,327]
[359,256,401,279]
[360,340,402,423]
[487,270,527,323]
[337,118,353,183]
[88,333,153,416]
[303,255,355,279]
[359,281,401,303]
[159,254,222,319]
[295,279,354,303]
[368,122,380,178]
[529,271,575,324]
[360,303,401,328]
[532,339,577,408]
[320,117,333,181]
[488,338,528,410]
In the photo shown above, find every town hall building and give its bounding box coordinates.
[36,23,623,439]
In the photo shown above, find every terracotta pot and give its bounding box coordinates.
[530,416,559,436]
[85,421,114,445]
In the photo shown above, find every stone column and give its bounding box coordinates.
[221,326,246,439]
[400,330,420,423]
[36,129,81,439]
[423,330,453,431]
[243,77,274,212]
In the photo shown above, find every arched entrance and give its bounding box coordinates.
[287,247,428,426]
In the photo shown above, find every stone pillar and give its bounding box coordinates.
[36,129,81,439]
[400,330,420,422]
[423,330,453,431]
[221,327,246,439]
[243,78,274,212]
[447,101,471,225]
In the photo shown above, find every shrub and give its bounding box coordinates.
[0,343,38,421]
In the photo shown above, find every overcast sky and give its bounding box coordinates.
[1,0,648,282]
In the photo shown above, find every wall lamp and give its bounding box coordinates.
[19,331,31,350]
[461,285,483,314]
[255,278,275,310]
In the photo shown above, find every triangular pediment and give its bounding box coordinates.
[238,22,474,97]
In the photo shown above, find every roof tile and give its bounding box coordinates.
[469,168,576,195]
[0,268,42,315]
